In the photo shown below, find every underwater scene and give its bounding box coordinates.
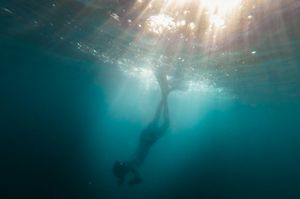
[1,0,300,198]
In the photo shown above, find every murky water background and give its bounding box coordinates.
[1,1,300,198]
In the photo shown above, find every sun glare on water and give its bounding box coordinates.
[110,0,262,95]
[139,0,243,36]
[146,14,176,35]
[163,0,241,12]
[202,0,242,29]
[201,0,242,13]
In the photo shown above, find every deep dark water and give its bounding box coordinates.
[1,39,300,199]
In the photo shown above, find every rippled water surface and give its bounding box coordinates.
[2,0,300,102]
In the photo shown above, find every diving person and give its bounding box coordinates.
[113,69,173,186]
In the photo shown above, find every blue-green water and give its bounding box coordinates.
[1,1,300,199]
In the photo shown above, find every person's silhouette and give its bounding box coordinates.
[113,69,175,185]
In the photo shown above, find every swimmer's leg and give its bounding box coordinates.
[155,68,169,97]
[150,98,164,125]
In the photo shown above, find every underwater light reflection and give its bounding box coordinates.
[146,14,176,35]
[136,0,243,35]
[119,65,224,95]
